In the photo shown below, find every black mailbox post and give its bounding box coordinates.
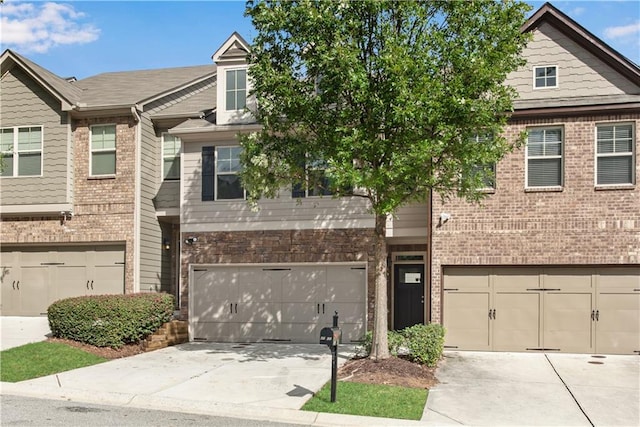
[319,311,340,402]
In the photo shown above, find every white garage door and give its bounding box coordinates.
[1,246,125,316]
[443,266,640,355]
[190,264,367,343]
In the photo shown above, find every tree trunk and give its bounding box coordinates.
[370,212,390,360]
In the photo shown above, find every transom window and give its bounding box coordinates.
[201,146,244,200]
[534,66,557,88]
[90,125,116,176]
[526,127,563,188]
[596,123,635,185]
[0,126,43,177]
[162,133,181,180]
[226,69,247,111]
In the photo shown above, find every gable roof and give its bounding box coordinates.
[523,2,640,86]
[75,65,216,109]
[1,49,83,110]
[212,32,251,63]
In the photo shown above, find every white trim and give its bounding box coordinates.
[0,124,44,177]
[89,123,117,177]
[224,68,248,112]
[161,133,181,181]
[66,114,73,204]
[532,64,559,89]
[594,121,636,187]
[525,125,564,189]
[0,203,73,214]
[133,114,142,293]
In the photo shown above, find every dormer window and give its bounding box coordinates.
[534,66,557,88]
[226,69,247,111]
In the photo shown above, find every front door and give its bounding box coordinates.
[394,264,425,330]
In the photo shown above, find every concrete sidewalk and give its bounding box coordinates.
[0,316,51,351]
[423,351,640,426]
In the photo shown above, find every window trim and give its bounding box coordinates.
[532,65,558,89]
[594,122,636,187]
[161,133,181,181]
[214,145,245,201]
[225,68,247,112]
[291,158,334,198]
[0,125,44,178]
[525,126,564,190]
[89,124,117,177]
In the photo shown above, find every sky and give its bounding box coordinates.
[1,1,639,80]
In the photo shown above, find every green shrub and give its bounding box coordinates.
[401,323,445,367]
[357,323,446,367]
[48,293,175,348]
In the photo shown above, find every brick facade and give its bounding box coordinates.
[180,229,378,325]
[430,113,640,323]
[1,116,138,293]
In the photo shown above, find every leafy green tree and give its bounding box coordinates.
[240,0,531,359]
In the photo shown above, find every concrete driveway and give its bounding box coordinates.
[0,316,51,351]
[423,351,640,426]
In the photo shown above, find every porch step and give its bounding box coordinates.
[143,320,189,351]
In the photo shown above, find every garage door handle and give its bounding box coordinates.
[12,280,15,290]
[591,310,595,321]
[235,303,238,313]
[90,280,94,290]
[87,280,89,289]
[322,303,325,314]
[317,303,320,314]
[595,310,599,321]
[15,280,19,290]
[230,303,233,314]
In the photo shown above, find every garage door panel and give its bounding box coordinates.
[544,269,594,290]
[326,267,366,301]
[238,301,281,323]
[493,293,540,351]
[340,322,366,343]
[596,293,640,354]
[598,267,640,291]
[239,269,282,303]
[238,322,280,341]
[281,302,320,323]
[19,267,50,315]
[543,293,593,353]
[493,268,540,291]
[0,267,20,316]
[93,265,124,294]
[192,322,240,342]
[281,323,320,343]
[193,301,237,322]
[54,266,88,301]
[282,267,325,302]
[443,292,491,350]
[322,302,365,324]
[444,268,491,290]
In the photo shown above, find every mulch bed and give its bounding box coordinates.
[338,356,439,389]
[47,338,145,360]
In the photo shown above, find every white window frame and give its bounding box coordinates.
[161,133,181,180]
[533,65,558,89]
[90,124,117,177]
[225,68,247,111]
[0,125,44,178]
[525,126,564,189]
[595,122,635,187]
[215,145,245,200]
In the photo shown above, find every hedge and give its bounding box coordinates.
[47,293,175,348]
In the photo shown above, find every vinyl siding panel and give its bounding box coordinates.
[506,22,638,100]
[0,66,69,205]
[138,115,162,291]
[387,203,429,238]
[181,141,374,231]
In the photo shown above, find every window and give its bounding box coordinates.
[162,133,181,180]
[534,66,557,88]
[292,159,333,198]
[526,127,563,188]
[470,133,496,189]
[226,69,247,111]
[0,126,42,177]
[596,123,635,185]
[90,125,116,176]
[201,146,244,201]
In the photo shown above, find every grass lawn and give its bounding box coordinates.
[0,341,108,382]
[301,380,428,420]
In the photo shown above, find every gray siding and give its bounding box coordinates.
[138,115,162,291]
[181,140,374,232]
[0,66,70,205]
[387,203,429,238]
[506,22,638,100]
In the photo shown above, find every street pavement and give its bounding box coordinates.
[1,317,639,426]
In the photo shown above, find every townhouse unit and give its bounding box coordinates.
[1,3,637,354]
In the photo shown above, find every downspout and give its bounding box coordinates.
[427,189,433,323]
[131,105,142,293]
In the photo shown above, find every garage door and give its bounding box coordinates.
[443,266,639,355]
[190,264,367,343]
[0,246,125,316]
